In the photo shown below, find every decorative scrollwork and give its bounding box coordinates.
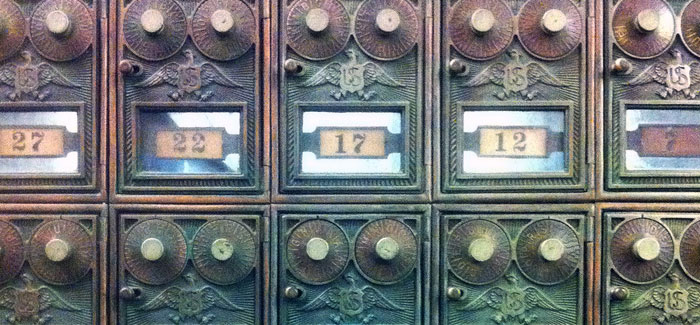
[625,49,700,99]
[0,273,79,324]
[620,273,700,324]
[0,51,80,101]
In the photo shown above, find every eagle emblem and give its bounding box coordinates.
[135,49,242,101]
[463,49,567,100]
[621,273,700,324]
[0,51,80,101]
[299,274,405,324]
[137,273,243,324]
[0,273,79,324]
[456,274,565,324]
[300,49,405,100]
[626,49,700,99]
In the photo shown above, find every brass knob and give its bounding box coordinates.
[611,58,633,75]
[541,9,567,34]
[376,9,401,33]
[306,237,329,261]
[538,238,565,262]
[448,59,469,75]
[45,238,72,262]
[118,60,143,76]
[211,9,235,34]
[141,9,165,35]
[610,286,629,301]
[446,287,463,300]
[375,237,400,261]
[284,286,302,299]
[471,8,495,35]
[119,286,142,300]
[141,238,165,262]
[284,59,304,75]
[211,238,234,261]
[635,9,659,33]
[305,8,330,33]
[45,10,72,36]
[468,238,495,262]
[632,236,661,261]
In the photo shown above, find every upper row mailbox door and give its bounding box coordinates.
[115,0,264,198]
[277,0,426,197]
[0,0,102,198]
[605,0,700,194]
[440,0,589,197]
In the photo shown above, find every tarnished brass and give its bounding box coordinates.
[516,219,581,285]
[123,219,187,285]
[0,220,23,284]
[355,218,418,283]
[446,219,510,285]
[192,219,256,285]
[28,220,93,285]
[610,218,674,283]
[286,219,350,285]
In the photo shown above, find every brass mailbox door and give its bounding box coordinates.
[604,0,700,198]
[114,0,266,201]
[274,0,427,200]
[436,205,592,324]
[272,205,429,324]
[0,205,104,324]
[0,0,104,200]
[113,206,266,324]
[439,0,591,200]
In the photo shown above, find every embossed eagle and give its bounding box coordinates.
[626,49,700,99]
[138,273,242,324]
[457,274,564,325]
[300,274,404,324]
[300,49,405,101]
[0,273,79,325]
[622,273,700,324]
[463,50,566,100]
[135,49,242,101]
[0,51,80,101]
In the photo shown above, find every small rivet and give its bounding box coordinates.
[45,238,72,262]
[538,238,565,262]
[468,238,495,262]
[284,286,301,299]
[211,238,234,261]
[376,9,401,33]
[141,238,165,262]
[635,9,660,33]
[633,237,661,261]
[45,10,71,36]
[306,237,329,261]
[375,237,400,261]
[446,287,463,300]
[305,8,330,33]
[470,8,495,34]
[211,9,235,34]
[141,9,165,35]
[541,9,567,34]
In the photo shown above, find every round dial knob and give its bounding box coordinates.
[468,238,495,262]
[376,9,401,33]
[305,237,330,261]
[140,9,165,34]
[541,9,567,34]
[538,238,565,262]
[287,219,349,285]
[45,10,71,36]
[192,219,256,285]
[305,8,330,33]
[0,221,23,285]
[210,9,235,33]
[211,238,234,261]
[45,238,72,262]
[375,237,400,261]
[636,9,660,33]
[355,219,417,284]
[471,8,495,34]
[611,218,673,283]
[632,236,661,261]
[140,237,165,261]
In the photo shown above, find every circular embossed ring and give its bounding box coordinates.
[29,220,93,285]
[448,0,514,61]
[447,219,510,285]
[193,219,257,285]
[286,0,351,60]
[355,218,417,284]
[123,219,187,285]
[355,0,419,60]
[30,0,94,62]
[0,0,26,62]
[0,220,24,285]
[681,0,700,58]
[287,219,350,285]
[516,219,581,285]
[123,0,187,61]
[612,0,675,59]
[518,0,583,60]
[679,220,700,282]
[611,218,674,283]
[192,0,256,61]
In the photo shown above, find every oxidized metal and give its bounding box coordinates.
[611,218,674,283]
[0,221,23,285]
[448,0,514,60]
[287,219,349,284]
[516,219,581,285]
[354,0,418,60]
[192,219,256,285]
[28,220,92,285]
[123,0,187,61]
[0,51,80,101]
[192,0,255,61]
[0,0,25,62]
[286,0,351,60]
[30,0,94,62]
[611,0,675,59]
[620,273,700,323]
[354,218,417,284]
[680,220,700,282]
[446,219,510,285]
[518,0,582,60]
[123,219,187,285]
[681,0,700,58]
[625,49,700,99]
[0,273,79,324]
